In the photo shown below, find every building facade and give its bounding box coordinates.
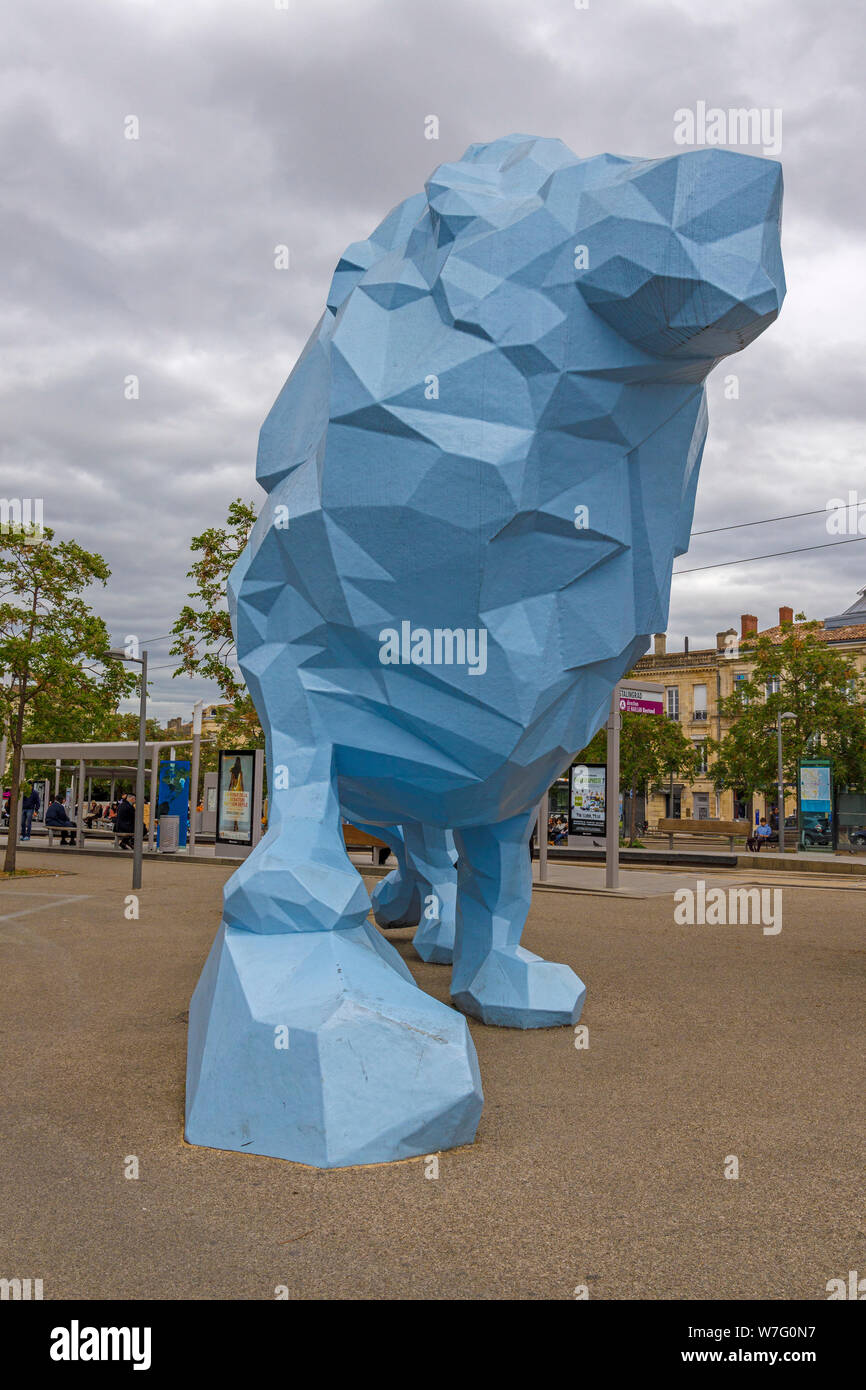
[165,703,231,741]
[630,590,866,825]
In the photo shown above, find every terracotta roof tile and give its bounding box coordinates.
[747,622,866,646]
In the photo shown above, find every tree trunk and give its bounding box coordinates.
[629,780,636,842]
[3,694,27,874]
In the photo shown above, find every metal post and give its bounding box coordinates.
[251,748,265,849]
[132,650,147,891]
[148,745,159,852]
[188,701,202,856]
[538,791,549,883]
[776,712,785,855]
[76,757,85,848]
[54,758,61,796]
[605,686,621,890]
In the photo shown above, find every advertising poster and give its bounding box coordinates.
[569,763,606,835]
[216,750,255,846]
[798,758,833,851]
[157,759,191,848]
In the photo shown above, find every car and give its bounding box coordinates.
[801,816,833,847]
[761,816,799,846]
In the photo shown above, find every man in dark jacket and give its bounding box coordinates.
[20,784,41,841]
[115,794,137,850]
[45,794,75,845]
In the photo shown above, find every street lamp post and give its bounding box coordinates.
[774,711,796,854]
[188,700,203,857]
[605,686,621,890]
[107,646,147,890]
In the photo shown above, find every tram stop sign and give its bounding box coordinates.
[617,682,664,716]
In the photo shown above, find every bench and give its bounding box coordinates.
[43,824,79,846]
[342,823,391,864]
[41,825,116,847]
[657,818,751,852]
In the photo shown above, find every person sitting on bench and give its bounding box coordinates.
[45,795,75,845]
[115,793,137,850]
[747,817,772,852]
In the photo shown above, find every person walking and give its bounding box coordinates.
[115,793,137,850]
[45,794,75,845]
[20,783,41,841]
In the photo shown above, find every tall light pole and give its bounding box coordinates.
[774,711,796,854]
[188,699,203,857]
[107,646,147,890]
[605,686,621,890]
[537,788,549,882]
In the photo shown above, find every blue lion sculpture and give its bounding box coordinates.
[186,135,785,1167]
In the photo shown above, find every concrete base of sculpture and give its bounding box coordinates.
[186,921,483,1167]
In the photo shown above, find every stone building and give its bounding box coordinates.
[630,587,866,825]
[165,703,231,741]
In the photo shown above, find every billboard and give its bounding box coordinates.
[798,757,833,852]
[216,750,255,846]
[569,763,606,835]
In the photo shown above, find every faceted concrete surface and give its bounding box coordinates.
[0,852,862,1299]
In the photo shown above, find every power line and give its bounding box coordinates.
[691,506,830,536]
[675,534,866,576]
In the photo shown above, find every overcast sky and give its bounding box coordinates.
[3,0,864,720]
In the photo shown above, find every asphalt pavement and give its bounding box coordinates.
[1,851,862,1299]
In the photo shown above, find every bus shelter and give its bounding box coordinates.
[19,741,192,851]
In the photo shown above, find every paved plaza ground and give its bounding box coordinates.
[1,851,862,1300]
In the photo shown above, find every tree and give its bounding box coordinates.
[170,499,263,757]
[707,619,866,803]
[171,498,256,703]
[0,528,134,872]
[575,712,699,842]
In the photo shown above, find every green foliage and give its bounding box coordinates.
[170,500,264,776]
[707,620,866,794]
[0,528,135,870]
[576,711,699,790]
[170,499,257,705]
[575,710,699,841]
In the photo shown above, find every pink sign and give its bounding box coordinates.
[618,685,663,716]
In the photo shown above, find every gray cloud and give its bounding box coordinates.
[2,0,864,716]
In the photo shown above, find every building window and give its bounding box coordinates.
[766,676,780,696]
[666,686,679,720]
[693,683,707,720]
[734,672,749,705]
[693,740,708,774]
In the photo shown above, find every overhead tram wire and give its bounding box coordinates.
[129,512,853,637]
[690,506,830,536]
[675,535,866,576]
